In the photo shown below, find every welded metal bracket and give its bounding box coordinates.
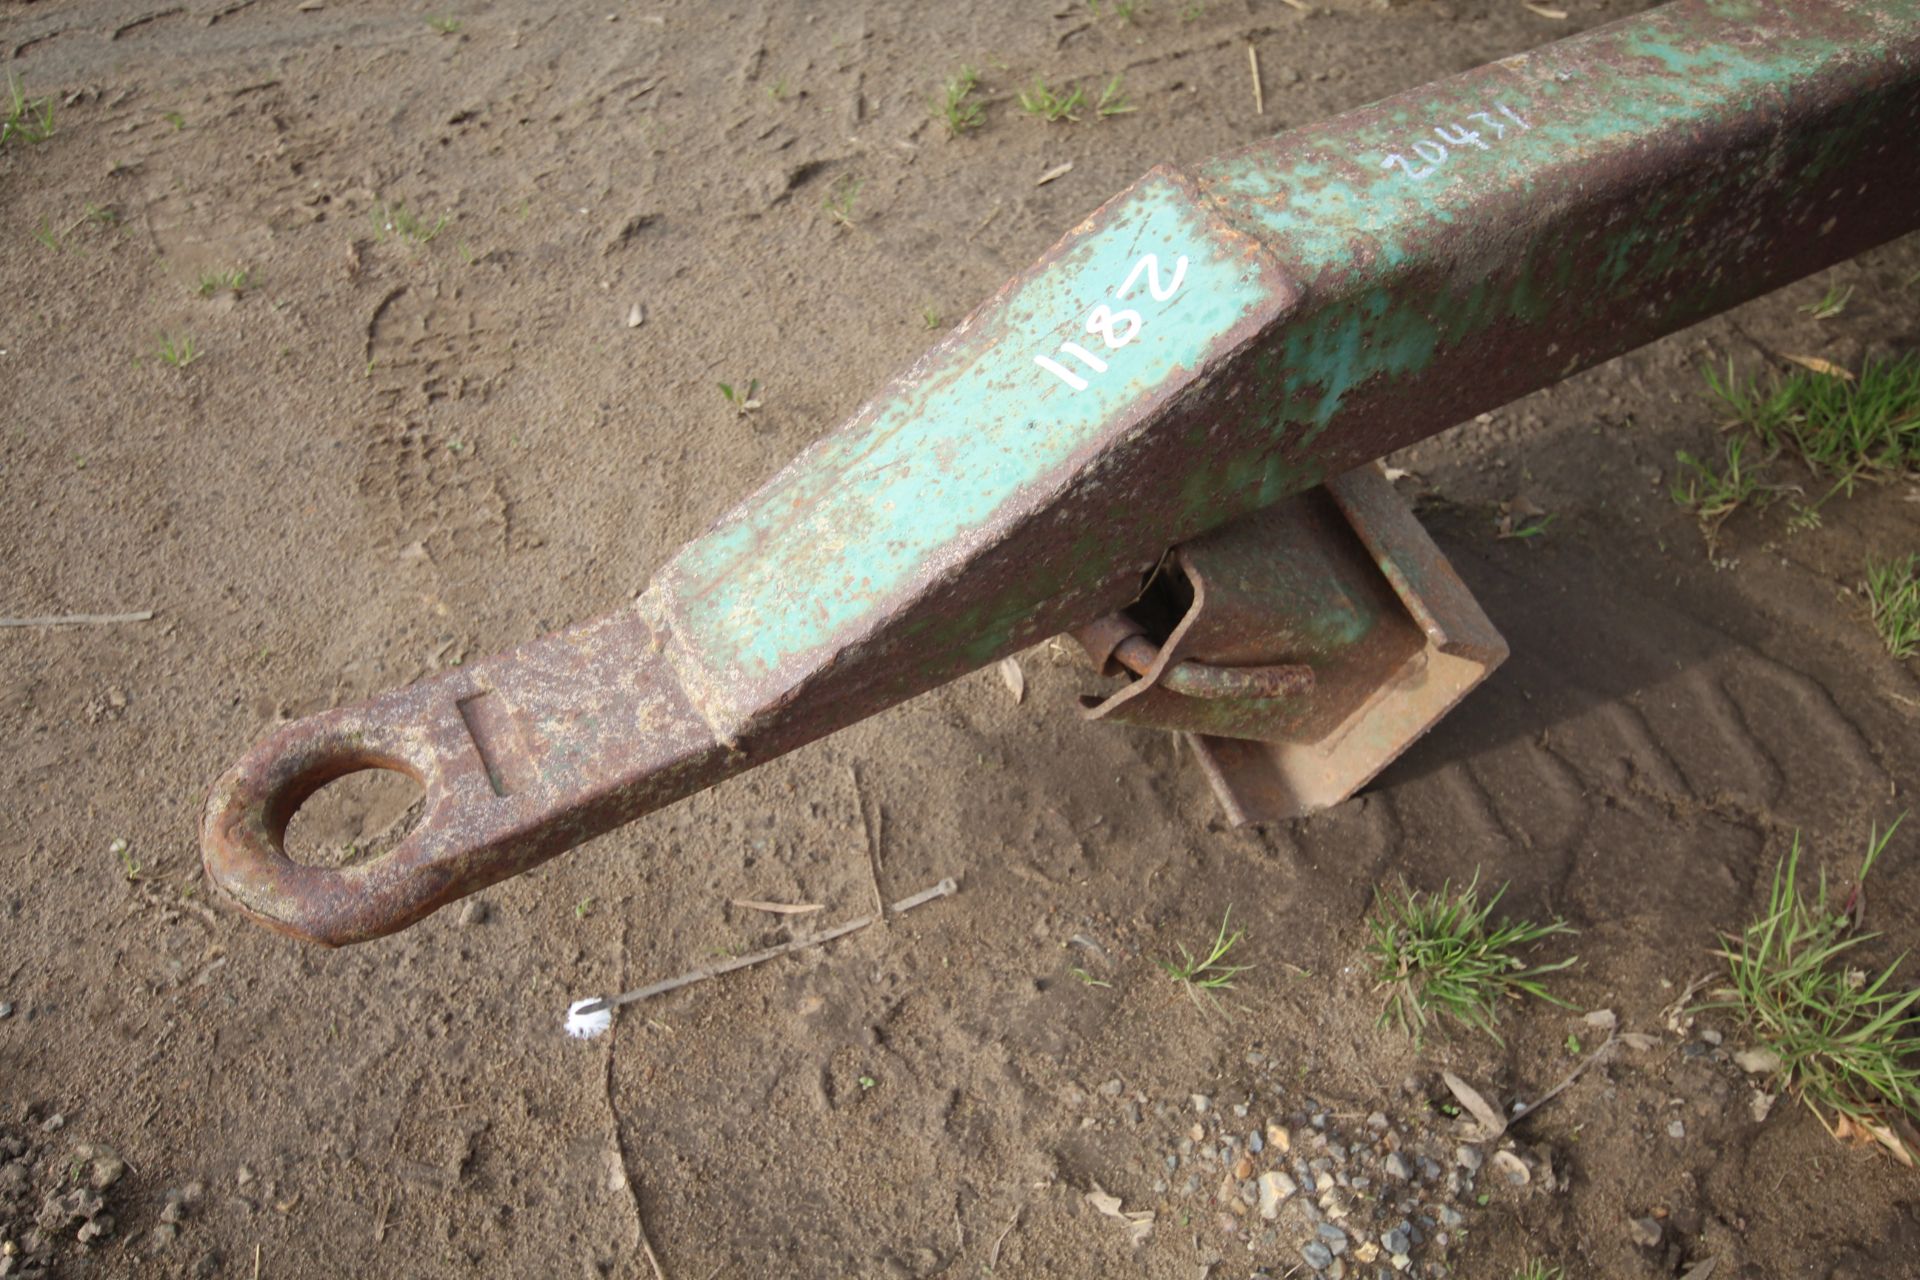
[1074,463,1506,824]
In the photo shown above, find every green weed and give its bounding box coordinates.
[921,305,943,330]
[371,197,448,244]
[823,174,861,228]
[1094,74,1136,119]
[30,218,61,252]
[1368,873,1576,1044]
[1864,553,1920,660]
[196,267,250,297]
[1800,282,1853,321]
[155,333,200,368]
[1708,819,1920,1161]
[1161,907,1253,1009]
[2,74,55,147]
[718,379,762,416]
[935,65,985,137]
[1513,1264,1564,1280]
[110,837,141,883]
[1670,434,1771,531]
[1706,356,1920,506]
[1017,78,1085,123]
[426,15,461,34]
[162,111,186,131]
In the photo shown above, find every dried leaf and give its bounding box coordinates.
[1441,1070,1507,1140]
[1782,354,1853,380]
[1679,1259,1720,1280]
[1086,1183,1154,1245]
[1036,161,1074,187]
[1733,1047,1781,1076]
[1749,1091,1775,1123]
[1618,1031,1659,1051]
[1523,1,1569,16]
[731,898,824,916]
[1381,465,1415,483]
[1582,1008,1617,1032]
[998,656,1026,704]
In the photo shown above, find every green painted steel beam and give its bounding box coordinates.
[204,0,1920,944]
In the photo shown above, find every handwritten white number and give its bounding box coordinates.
[1434,123,1487,152]
[1034,251,1187,391]
[1116,252,1189,302]
[1468,110,1505,139]
[1033,356,1089,391]
[1382,153,1433,181]
[1086,305,1142,349]
[1382,101,1533,184]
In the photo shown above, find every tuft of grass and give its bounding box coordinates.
[718,379,762,416]
[1089,0,1148,20]
[370,197,448,244]
[935,65,985,137]
[1017,78,1085,123]
[1068,966,1112,988]
[162,111,186,131]
[823,174,861,228]
[110,837,141,883]
[1800,281,1853,321]
[1670,434,1772,531]
[1160,907,1253,1009]
[1864,553,1920,660]
[1705,356,1920,506]
[31,217,61,252]
[1513,1264,1564,1280]
[921,305,943,330]
[1368,873,1576,1044]
[426,15,462,34]
[196,267,251,297]
[2,74,56,148]
[1094,74,1136,119]
[155,333,200,368]
[1708,819,1920,1161]
[765,77,791,101]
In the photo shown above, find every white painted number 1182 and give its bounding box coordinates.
[1035,252,1189,392]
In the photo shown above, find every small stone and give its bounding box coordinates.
[1437,1205,1464,1228]
[40,1113,64,1133]
[1317,1223,1349,1255]
[1454,1144,1483,1172]
[1191,1094,1211,1114]
[151,1223,178,1249]
[1266,1123,1292,1153]
[1257,1170,1297,1219]
[1366,1111,1389,1131]
[1098,1078,1123,1097]
[1249,1131,1265,1154]
[625,303,645,328]
[459,900,489,926]
[1666,1119,1686,1140]
[1734,1047,1782,1076]
[1302,1241,1335,1270]
[0,1002,12,1019]
[1699,1028,1723,1046]
[1417,1157,1443,1181]
[76,1214,114,1244]
[1233,1154,1254,1181]
[235,1165,254,1187]
[1491,1150,1531,1187]
[1392,1253,1413,1271]
[1383,1153,1413,1181]
[1382,1228,1411,1255]
[90,1155,125,1189]
[1628,1216,1663,1248]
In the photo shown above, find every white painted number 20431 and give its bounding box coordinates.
[1381,103,1530,182]
[1035,252,1189,392]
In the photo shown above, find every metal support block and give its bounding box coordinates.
[1074,464,1505,824]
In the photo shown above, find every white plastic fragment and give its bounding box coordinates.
[565,997,613,1040]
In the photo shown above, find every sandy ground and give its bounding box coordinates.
[3,1,1919,1277]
